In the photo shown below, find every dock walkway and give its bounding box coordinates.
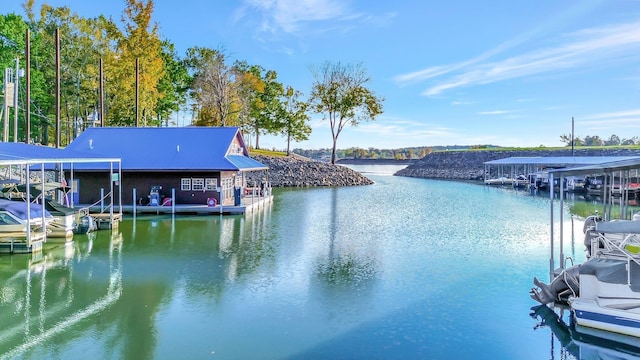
[85,194,273,216]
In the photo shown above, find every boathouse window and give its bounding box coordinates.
[181,178,191,191]
[192,178,205,191]
[205,178,217,191]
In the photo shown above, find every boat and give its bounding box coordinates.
[0,198,52,253]
[43,198,96,236]
[531,215,640,338]
[1,181,96,237]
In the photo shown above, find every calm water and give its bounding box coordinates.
[1,165,630,359]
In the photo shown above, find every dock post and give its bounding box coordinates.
[559,174,564,270]
[549,172,555,280]
[133,188,137,215]
[171,188,175,214]
[100,188,104,212]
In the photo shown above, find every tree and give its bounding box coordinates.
[309,61,384,164]
[605,134,621,146]
[279,86,311,155]
[108,0,165,126]
[186,47,236,126]
[155,40,190,126]
[583,135,603,146]
[559,134,572,146]
[234,62,285,148]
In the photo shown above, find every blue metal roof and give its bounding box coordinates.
[64,127,266,171]
[484,156,640,167]
[549,157,640,176]
[0,142,119,165]
[226,155,268,171]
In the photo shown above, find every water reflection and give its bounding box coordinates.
[531,304,640,360]
[0,231,123,359]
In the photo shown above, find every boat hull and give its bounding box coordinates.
[572,298,640,338]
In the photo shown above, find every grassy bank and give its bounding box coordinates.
[570,201,640,219]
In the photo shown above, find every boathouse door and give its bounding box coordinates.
[71,179,79,205]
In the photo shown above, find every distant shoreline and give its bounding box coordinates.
[335,158,418,165]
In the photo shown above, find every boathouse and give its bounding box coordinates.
[63,127,267,207]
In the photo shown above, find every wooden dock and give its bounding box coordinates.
[0,230,47,254]
[85,195,273,216]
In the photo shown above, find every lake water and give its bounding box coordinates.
[2,165,634,359]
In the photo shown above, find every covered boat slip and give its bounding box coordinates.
[546,158,640,277]
[483,156,640,192]
[531,157,640,340]
[0,143,121,253]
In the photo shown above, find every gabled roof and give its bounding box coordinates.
[64,127,267,171]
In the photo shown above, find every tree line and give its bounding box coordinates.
[294,147,433,161]
[0,0,383,163]
[560,134,639,146]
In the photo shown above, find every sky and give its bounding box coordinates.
[3,0,640,150]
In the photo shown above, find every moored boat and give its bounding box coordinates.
[531,217,640,338]
[0,198,52,253]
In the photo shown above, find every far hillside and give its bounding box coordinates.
[292,145,502,161]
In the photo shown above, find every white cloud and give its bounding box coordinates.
[478,110,511,115]
[583,109,640,119]
[239,0,352,34]
[397,20,640,96]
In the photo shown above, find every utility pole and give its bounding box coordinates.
[13,58,20,143]
[571,117,575,157]
[3,67,14,142]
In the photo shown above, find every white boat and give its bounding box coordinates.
[0,198,52,253]
[531,217,640,338]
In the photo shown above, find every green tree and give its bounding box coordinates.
[0,13,29,140]
[583,135,603,146]
[24,1,121,143]
[309,61,384,164]
[156,40,190,126]
[235,63,285,149]
[279,86,311,155]
[605,134,621,146]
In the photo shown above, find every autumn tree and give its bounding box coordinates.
[234,62,286,149]
[309,61,384,164]
[108,0,164,126]
[233,61,263,137]
[279,86,311,155]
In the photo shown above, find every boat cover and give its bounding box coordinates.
[596,220,640,234]
[0,199,51,220]
[580,257,640,292]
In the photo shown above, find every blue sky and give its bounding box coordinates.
[4,0,640,150]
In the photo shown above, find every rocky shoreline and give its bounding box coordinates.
[247,148,640,187]
[247,155,374,187]
[395,148,640,180]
